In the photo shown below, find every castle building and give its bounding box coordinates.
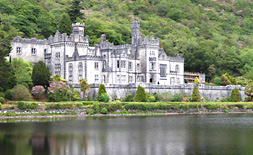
[10,21,184,86]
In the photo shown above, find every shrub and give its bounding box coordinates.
[160,92,173,102]
[48,79,72,102]
[221,73,237,86]
[5,90,13,99]
[214,77,222,86]
[245,84,253,99]
[31,85,45,99]
[153,92,161,102]
[230,88,241,102]
[99,103,123,112]
[194,77,200,83]
[97,84,107,101]
[83,101,95,105]
[172,93,187,102]
[148,95,156,102]
[86,109,95,115]
[72,89,80,101]
[17,101,25,110]
[97,93,110,102]
[30,102,38,109]
[93,103,99,113]
[100,108,108,114]
[0,103,1,109]
[0,92,5,98]
[12,85,32,101]
[192,86,201,102]
[125,94,134,102]
[0,97,4,104]
[134,85,147,102]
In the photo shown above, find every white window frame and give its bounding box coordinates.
[31,48,36,56]
[16,47,22,55]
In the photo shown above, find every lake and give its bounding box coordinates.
[0,114,253,155]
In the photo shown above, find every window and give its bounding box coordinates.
[128,62,132,70]
[56,52,60,59]
[69,63,73,82]
[175,65,179,72]
[69,63,73,72]
[160,64,167,77]
[122,75,126,82]
[103,61,106,69]
[55,64,61,75]
[31,48,36,55]
[121,61,126,68]
[103,75,106,83]
[117,60,120,68]
[16,47,21,54]
[69,75,73,82]
[78,62,83,80]
[95,75,99,83]
[94,62,99,69]
[170,77,175,85]
[150,62,156,70]
[129,76,133,82]
[117,75,120,82]
[137,63,140,70]
[44,49,47,53]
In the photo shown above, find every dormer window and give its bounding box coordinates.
[16,47,21,54]
[31,48,36,56]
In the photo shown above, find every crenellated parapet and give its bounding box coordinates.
[141,35,160,46]
[48,31,89,44]
[168,54,184,62]
[13,36,48,45]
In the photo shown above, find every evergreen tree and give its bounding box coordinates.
[192,85,201,102]
[134,85,147,102]
[68,0,84,23]
[59,13,72,35]
[97,84,108,102]
[32,61,51,88]
[230,87,241,102]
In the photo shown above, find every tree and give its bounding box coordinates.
[192,85,201,102]
[134,85,147,102]
[194,77,200,83]
[231,87,241,102]
[79,78,90,100]
[11,58,33,88]
[68,0,84,22]
[221,73,237,86]
[59,13,72,35]
[32,61,51,88]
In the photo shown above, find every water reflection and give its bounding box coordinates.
[1,115,253,154]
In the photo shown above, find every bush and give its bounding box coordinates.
[231,88,241,102]
[0,103,1,109]
[172,93,187,102]
[100,108,108,114]
[160,92,173,102]
[30,102,38,109]
[93,103,99,113]
[97,84,107,101]
[125,94,134,102]
[194,77,200,83]
[245,84,253,99]
[0,97,4,104]
[148,95,156,102]
[192,86,201,102]
[153,92,161,102]
[214,77,222,86]
[17,101,25,110]
[0,92,5,98]
[5,90,13,99]
[97,93,110,102]
[48,79,72,102]
[12,85,32,101]
[99,103,123,112]
[83,101,95,105]
[86,109,95,115]
[72,89,80,101]
[134,85,147,102]
[31,85,45,99]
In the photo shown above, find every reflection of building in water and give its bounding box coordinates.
[184,72,205,83]
[31,134,50,155]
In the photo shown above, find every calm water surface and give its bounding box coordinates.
[0,114,253,155]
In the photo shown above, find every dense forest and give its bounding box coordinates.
[0,0,253,83]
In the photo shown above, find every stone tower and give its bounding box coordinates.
[131,21,141,45]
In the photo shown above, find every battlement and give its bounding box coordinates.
[131,21,140,29]
[168,54,184,62]
[48,30,89,44]
[72,22,85,28]
[13,36,48,45]
[141,35,159,46]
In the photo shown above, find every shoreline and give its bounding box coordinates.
[0,111,253,120]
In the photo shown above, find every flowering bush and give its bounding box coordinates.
[31,86,45,99]
[245,84,253,101]
[48,80,72,102]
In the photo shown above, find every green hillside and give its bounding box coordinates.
[0,0,253,82]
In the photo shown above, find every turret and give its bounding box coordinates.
[131,21,141,45]
[72,23,85,36]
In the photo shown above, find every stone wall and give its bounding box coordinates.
[84,83,247,101]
